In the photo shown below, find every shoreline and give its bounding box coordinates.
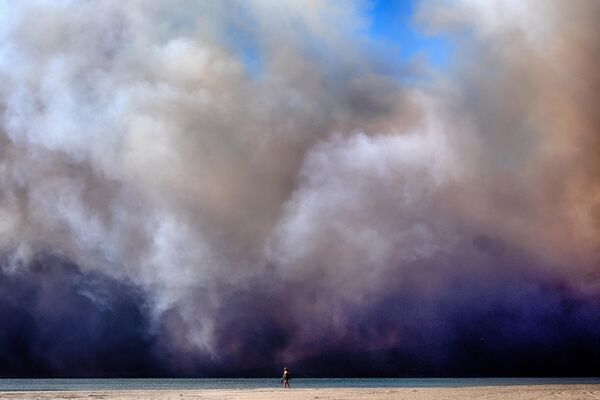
[1,385,599,399]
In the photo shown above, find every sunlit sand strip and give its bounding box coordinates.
[1,385,600,400]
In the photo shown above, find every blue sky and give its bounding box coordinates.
[233,0,454,77]
[368,0,453,68]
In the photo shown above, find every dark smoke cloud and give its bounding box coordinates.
[0,0,599,377]
[0,253,163,377]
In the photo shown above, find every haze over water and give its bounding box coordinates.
[1,378,599,392]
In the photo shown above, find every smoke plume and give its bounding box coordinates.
[0,0,598,376]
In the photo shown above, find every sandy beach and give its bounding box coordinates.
[1,385,599,400]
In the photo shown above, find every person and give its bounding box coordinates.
[281,367,291,389]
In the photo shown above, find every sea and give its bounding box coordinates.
[0,378,598,391]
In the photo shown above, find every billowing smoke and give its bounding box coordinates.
[0,0,598,376]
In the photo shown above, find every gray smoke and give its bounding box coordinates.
[0,0,599,376]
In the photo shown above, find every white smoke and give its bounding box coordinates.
[0,0,599,364]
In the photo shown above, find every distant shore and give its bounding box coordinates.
[1,385,600,399]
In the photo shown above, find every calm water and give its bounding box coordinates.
[0,378,598,391]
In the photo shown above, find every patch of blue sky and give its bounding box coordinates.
[226,27,264,78]
[227,0,454,79]
[367,0,453,69]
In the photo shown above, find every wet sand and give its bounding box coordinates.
[1,385,599,399]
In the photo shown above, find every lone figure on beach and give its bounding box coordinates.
[281,367,291,389]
